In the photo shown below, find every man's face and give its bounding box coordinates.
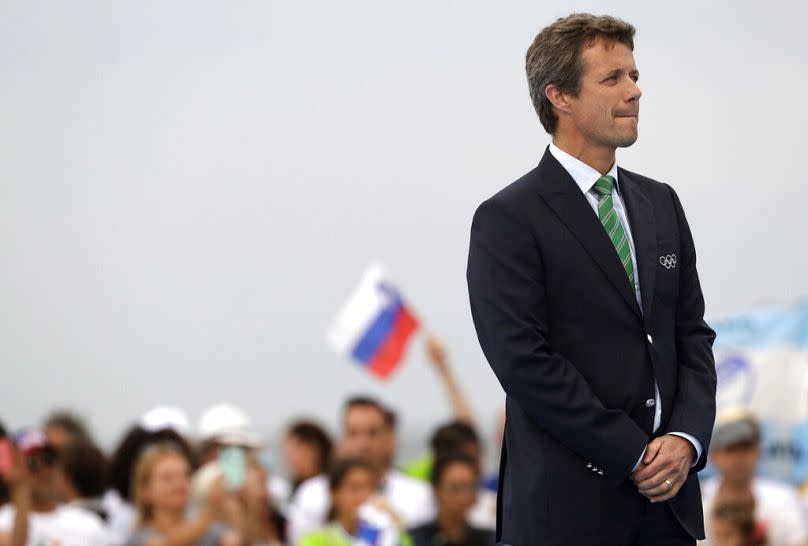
[341,406,389,471]
[563,38,641,150]
[710,441,760,486]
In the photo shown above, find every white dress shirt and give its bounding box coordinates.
[548,142,702,469]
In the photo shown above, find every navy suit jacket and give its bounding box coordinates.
[466,147,717,545]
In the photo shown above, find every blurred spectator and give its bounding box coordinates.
[710,502,768,546]
[297,458,410,546]
[43,411,92,452]
[405,422,495,530]
[195,403,292,536]
[57,441,110,522]
[402,334,478,481]
[126,441,245,546]
[0,429,110,546]
[407,453,494,546]
[284,421,332,497]
[404,333,477,472]
[287,396,434,544]
[109,425,197,505]
[190,453,286,546]
[107,425,197,543]
[412,421,481,480]
[243,459,286,546]
[701,407,808,546]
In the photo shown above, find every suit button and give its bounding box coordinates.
[646,398,656,407]
[647,334,653,344]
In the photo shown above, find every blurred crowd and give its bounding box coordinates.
[3,337,808,546]
[0,336,498,546]
[698,407,808,546]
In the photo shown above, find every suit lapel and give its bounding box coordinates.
[534,149,642,318]
[618,168,657,321]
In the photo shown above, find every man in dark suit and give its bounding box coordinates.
[466,14,717,546]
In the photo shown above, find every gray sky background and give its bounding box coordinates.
[1,0,806,460]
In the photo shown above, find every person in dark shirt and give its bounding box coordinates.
[407,453,494,546]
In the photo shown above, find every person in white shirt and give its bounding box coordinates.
[700,407,808,546]
[287,396,434,545]
[0,429,110,546]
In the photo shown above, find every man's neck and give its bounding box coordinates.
[552,136,616,175]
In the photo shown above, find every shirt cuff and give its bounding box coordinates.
[631,433,703,472]
[668,432,702,467]
[632,446,647,472]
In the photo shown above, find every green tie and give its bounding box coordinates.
[592,175,636,290]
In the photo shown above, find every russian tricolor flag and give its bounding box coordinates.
[327,264,419,380]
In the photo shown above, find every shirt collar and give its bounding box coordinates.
[548,142,621,196]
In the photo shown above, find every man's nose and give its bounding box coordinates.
[628,80,642,101]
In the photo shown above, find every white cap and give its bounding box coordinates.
[139,406,193,437]
[197,403,261,447]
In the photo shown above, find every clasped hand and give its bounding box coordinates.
[630,434,695,503]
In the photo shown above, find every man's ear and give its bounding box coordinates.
[544,84,572,116]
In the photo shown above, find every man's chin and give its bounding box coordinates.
[615,133,639,148]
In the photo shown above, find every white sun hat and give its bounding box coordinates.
[197,403,262,447]
[139,406,193,437]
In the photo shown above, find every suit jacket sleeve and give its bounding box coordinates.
[662,186,717,472]
[467,197,649,482]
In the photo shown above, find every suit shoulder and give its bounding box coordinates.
[619,167,669,190]
[487,165,542,203]
[619,166,680,203]
[473,165,544,220]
